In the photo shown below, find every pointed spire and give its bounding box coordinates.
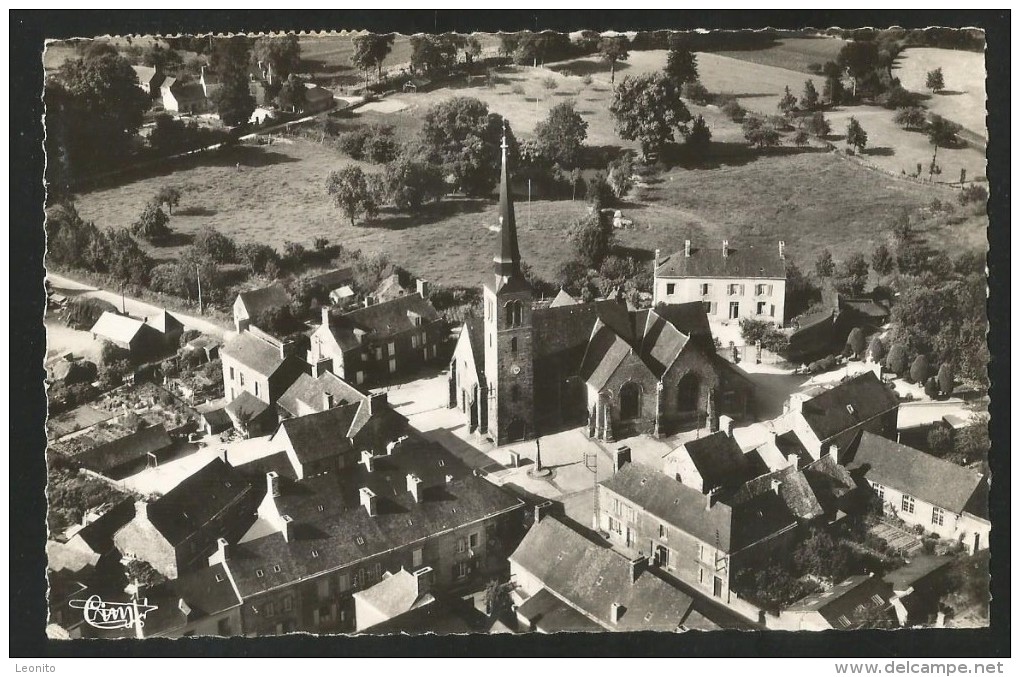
[494,121,522,279]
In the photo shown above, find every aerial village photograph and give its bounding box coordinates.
[36,21,994,644]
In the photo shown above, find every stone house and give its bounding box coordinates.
[233,283,291,334]
[220,329,307,407]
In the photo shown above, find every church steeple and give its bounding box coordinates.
[493,126,522,279]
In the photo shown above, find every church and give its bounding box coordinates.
[448,137,755,446]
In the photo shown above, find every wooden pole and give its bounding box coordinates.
[196,265,203,314]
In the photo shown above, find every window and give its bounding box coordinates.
[412,335,418,349]
[608,517,622,534]
[613,498,621,517]
[703,301,712,314]
[510,337,517,354]
[239,373,245,386]
[871,594,885,606]
[838,615,852,628]
[455,561,470,579]
[457,538,467,554]
[469,532,479,549]
[871,482,885,501]
[373,563,382,581]
[414,315,423,327]
[388,358,396,374]
[254,382,260,397]
[256,569,264,578]
[658,524,668,541]
[311,549,319,558]
[374,347,383,360]
[412,548,423,568]
[699,568,705,584]
[756,301,767,315]
[266,602,276,616]
[387,341,396,356]
[700,283,710,296]
[229,366,235,380]
[666,283,676,296]
[337,573,350,592]
[355,371,364,385]
[770,304,776,318]
[932,506,945,527]
[283,597,293,612]
[901,494,915,514]
[728,284,738,296]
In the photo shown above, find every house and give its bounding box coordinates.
[845,432,989,552]
[352,567,436,632]
[128,562,244,638]
[131,65,165,98]
[328,285,357,308]
[48,500,136,573]
[70,424,173,478]
[306,267,355,294]
[199,406,233,436]
[269,391,404,480]
[597,461,798,604]
[233,283,291,333]
[89,311,177,361]
[883,555,954,627]
[509,514,718,632]
[113,458,260,580]
[302,83,336,113]
[782,575,899,630]
[220,329,307,407]
[209,433,524,635]
[773,370,900,463]
[160,76,209,114]
[662,429,765,494]
[276,371,369,419]
[787,288,891,362]
[446,140,754,446]
[224,391,276,438]
[182,334,222,362]
[307,284,444,387]
[653,240,788,325]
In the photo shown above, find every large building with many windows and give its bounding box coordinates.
[652,240,788,325]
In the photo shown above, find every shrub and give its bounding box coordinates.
[541,76,558,90]
[511,83,525,96]
[581,74,593,86]
[923,376,940,399]
[958,184,988,206]
[868,337,886,363]
[680,80,711,105]
[846,327,867,358]
[937,363,954,396]
[64,297,118,330]
[192,228,237,263]
[179,329,202,347]
[99,340,132,368]
[720,97,746,122]
[927,425,954,457]
[606,156,634,199]
[130,202,172,242]
[885,344,909,376]
[909,354,931,384]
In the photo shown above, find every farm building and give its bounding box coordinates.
[132,65,165,99]
[160,77,208,114]
[233,283,291,333]
[69,424,174,477]
[89,310,180,361]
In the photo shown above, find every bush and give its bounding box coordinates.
[511,84,525,96]
[64,296,118,330]
[958,184,988,206]
[192,228,237,263]
[680,80,711,105]
[99,340,132,368]
[541,76,558,90]
[885,344,909,376]
[868,337,886,363]
[923,376,940,399]
[937,363,954,397]
[606,156,634,199]
[581,74,593,86]
[130,202,172,243]
[720,97,746,122]
[909,354,931,384]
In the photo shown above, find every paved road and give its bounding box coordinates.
[48,272,231,339]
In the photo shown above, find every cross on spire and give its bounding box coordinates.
[493,118,522,280]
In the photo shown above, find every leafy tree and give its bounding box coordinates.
[823,75,844,106]
[510,32,571,67]
[885,344,909,376]
[794,529,857,584]
[606,155,634,199]
[598,35,630,84]
[800,79,820,110]
[534,101,588,168]
[664,38,698,86]
[872,243,895,276]
[937,362,955,396]
[909,354,931,384]
[846,117,868,153]
[894,106,927,130]
[131,202,172,242]
[927,114,963,179]
[64,296,118,330]
[484,578,515,618]
[777,85,798,114]
[793,128,810,146]
[806,111,831,138]
[835,251,870,296]
[409,34,458,75]
[610,73,691,157]
[684,114,712,157]
[837,41,880,96]
[418,97,511,196]
[923,376,941,399]
[953,415,990,467]
[192,227,237,263]
[326,165,376,226]
[154,185,182,215]
[351,33,395,82]
[568,168,585,201]
[926,424,954,457]
[252,35,301,80]
[814,249,835,278]
[958,184,988,206]
[680,80,711,105]
[143,44,183,73]
[570,207,614,267]
[869,336,886,363]
[211,38,256,126]
[846,327,867,358]
[585,173,615,208]
[383,157,446,211]
[238,242,280,276]
[277,74,307,111]
[721,97,746,123]
[463,37,482,65]
[926,67,945,93]
[741,115,781,150]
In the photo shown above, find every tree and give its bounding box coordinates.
[778,85,798,114]
[664,39,698,86]
[568,168,585,202]
[926,67,945,93]
[741,115,781,150]
[483,578,515,618]
[806,111,831,138]
[326,165,377,226]
[192,227,237,263]
[684,114,712,157]
[598,35,630,84]
[351,33,395,82]
[927,424,953,457]
[417,97,511,197]
[570,206,614,267]
[823,75,844,106]
[143,44,183,73]
[846,117,868,153]
[872,243,895,276]
[211,38,256,126]
[277,74,307,112]
[846,327,867,358]
[510,32,571,67]
[814,249,835,278]
[238,242,280,276]
[800,79,820,110]
[927,114,963,180]
[131,202,172,242]
[464,37,482,65]
[154,185,182,215]
[586,173,614,207]
[610,73,691,157]
[534,101,588,168]
[252,35,301,80]
[607,155,634,199]
[383,157,446,211]
[868,336,886,363]
[937,362,955,396]
[835,251,870,296]
[409,34,458,76]
[838,41,880,96]
[893,106,927,130]
[924,376,941,399]
[885,344,909,376]
[909,354,931,384]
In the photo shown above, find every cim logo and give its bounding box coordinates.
[68,595,159,631]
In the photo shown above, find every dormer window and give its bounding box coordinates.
[256,569,264,578]
[273,565,281,573]
[846,404,856,415]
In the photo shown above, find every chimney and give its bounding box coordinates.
[369,392,387,415]
[779,240,786,259]
[614,445,631,473]
[610,602,624,624]
[705,487,719,511]
[361,450,375,472]
[323,391,335,410]
[722,240,729,258]
[719,415,735,437]
[533,500,553,524]
[788,393,806,414]
[413,566,433,598]
[825,444,837,458]
[684,240,691,257]
[280,514,293,542]
[771,478,783,495]
[406,473,423,502]
[178,598,192,616]
[135,500,148,522]
[629,556,645,583]
[786,453,799,469]
[321,305,331,328]
[363,296,376,308]
[208,537,229,566]
[445,474,454,484]
[416,279,430,299]
[220,447,231,466]
[359,487,377,516]
[267,471,280,498]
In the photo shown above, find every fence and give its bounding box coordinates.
[718,343,785,366]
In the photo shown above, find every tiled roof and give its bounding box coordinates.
[226,436,522,598]
[509,516,695,632]
[656,243,787,279]
[785,575,897,629]
[800,454,856,515]
[73,424,172,474]
[237,283,290,318]
[146,458,258,546]
[845,432,985,514]
[800,371,899,443]
[90,312,147,345]
[729,464,824,522]
[221,332,287,378]
[277,371,368,418]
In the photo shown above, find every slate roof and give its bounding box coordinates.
[277,371,368,418]
[236,283,291,318]
[656,244,787,279]
[580,321,639,391]
[354,569,430,623]
[74,500,135,554]
[328,293,440,346]
[132,65,163,87]
[601,462,797,553]
[845,432,985,514]
[883,555,953,593]
[801,454,857,515]
[225,391,271,422]
[306,267,354,291]
[139,563,241,637]
[679,431,755,493]
[460,317,486,380]
[800,371,899,443]
[225,436,523,598]
[221,332,287,378]
[549,289,579,307]
[509,516,695,632]
[73,424,173,474]
[515,587,603,633]
[146,458,257,546]
[728,465,824,522]
[785,575,897,629]
[150,310,183,335]
[363,595,475,635]
[90,312,148,345]
[275,402,362,464]
[201,407,232,431]
[169,80,208,104]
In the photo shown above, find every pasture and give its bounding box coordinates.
[893,47,987,140]
[712,36,847,74]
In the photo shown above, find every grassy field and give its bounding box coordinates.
[893,47,987,139]
[713,36,847,74]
